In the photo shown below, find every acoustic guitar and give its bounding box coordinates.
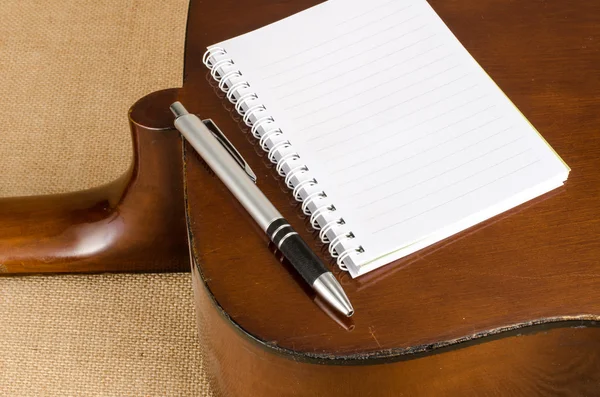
[182,1,600,395]
[2,1,600,395]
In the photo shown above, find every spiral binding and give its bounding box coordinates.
[203,47,364,271]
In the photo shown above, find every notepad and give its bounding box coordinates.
[203,0,569,277]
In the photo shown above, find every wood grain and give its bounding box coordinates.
[0,89,189,274]
[183,0,600,394]
[194,260,600,396]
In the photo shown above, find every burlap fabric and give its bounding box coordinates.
[0,0,212,395]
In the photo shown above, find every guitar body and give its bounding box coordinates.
[2,0,599,394]
[192,267,600,396]
[182,0,600,395]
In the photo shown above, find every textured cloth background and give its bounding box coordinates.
[0,0,187,196]
[0,0,213,395]
[0,274,210,396]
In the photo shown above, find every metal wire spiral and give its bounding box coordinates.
[203,47,364,271]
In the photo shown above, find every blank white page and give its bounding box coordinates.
[208,0,569,277]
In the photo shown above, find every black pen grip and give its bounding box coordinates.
[267,218,327,285]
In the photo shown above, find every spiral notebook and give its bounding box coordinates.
[203,0,570,278]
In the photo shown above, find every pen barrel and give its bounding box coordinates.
[267,218,327,285]
[174,113,281,231]
[172,103,353,316]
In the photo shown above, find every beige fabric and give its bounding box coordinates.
[0,0,213,395]
[0,0,187,197]
[0,274,210,396]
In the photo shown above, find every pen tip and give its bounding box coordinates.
[313,273,355,317]
[170,101,189,118]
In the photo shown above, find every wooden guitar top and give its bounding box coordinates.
[182,0,600,359]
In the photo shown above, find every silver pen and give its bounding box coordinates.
[170,102,354,317]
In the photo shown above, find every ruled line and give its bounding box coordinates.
[209,0,567,273]
[290,54,454,120]
[279,41,445,105]
[308,82,480,146]
[343,125,515,196]
[257,4,416,72]
[266,21,428,88]
[295,67,465,134]
[363,147,534,218]
[372,158,540,235]
[334,0,397,28]
[329,105,499,177]
[348,124,517,206]
[337,119,507,194]
[319,91,487,159]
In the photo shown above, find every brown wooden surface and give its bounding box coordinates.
[194,260,600,396]
[0,89,189,274]
[182,0,600,394]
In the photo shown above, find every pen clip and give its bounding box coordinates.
[202,119,257,183]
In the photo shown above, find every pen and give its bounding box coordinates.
[170,102,354,317]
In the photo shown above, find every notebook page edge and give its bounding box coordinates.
[353,174,568,277]
[343,0,571,275]
[202,0,571,278]
[421,1,570,172]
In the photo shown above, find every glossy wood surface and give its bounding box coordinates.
[0,89,189,274]
[194,260,600,396]
[182,0,600,394]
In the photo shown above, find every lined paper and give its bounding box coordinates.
[211,0,569,277]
